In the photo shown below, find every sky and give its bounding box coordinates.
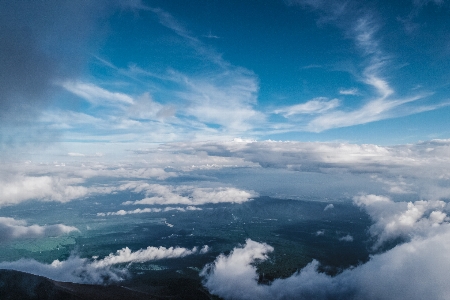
[1,0,450,159]
[2,1,450,299]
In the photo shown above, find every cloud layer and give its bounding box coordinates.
[2,139,450,207]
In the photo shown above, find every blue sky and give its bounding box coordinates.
[2,0,450,158]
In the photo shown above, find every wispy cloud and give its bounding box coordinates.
[275,98,340,117]
[306,94,428,132]
[339,88,359,95]
[61,81,134,106]
[170,69,263,132]
[280,0,446,133]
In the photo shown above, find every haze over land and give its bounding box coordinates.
[1,0,450,299]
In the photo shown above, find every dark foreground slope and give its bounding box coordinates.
[0,269,158,300]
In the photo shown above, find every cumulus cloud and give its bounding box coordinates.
[201,239,275,299]
[354,194,449,249]
[0,244,209,284]
[0,175,89,206]
[0,217,78,242]
[202,234,450,300]
[121,183,257,206]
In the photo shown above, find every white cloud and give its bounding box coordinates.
[201,233,450,300]
[108,5,263,135]
[339,234,354,242]
[0,217,78,242]
[126,92,175,120]
[0,255,126,284]
[97,206,202,216]
[172,69,263,132]
[4,139,450,207]
[280,2,445,133]
[97,208,161,216]
[159,139,450,199]
[91,245,208,268]
[305,94,426,132]
[201,239,275,299]
[67,152,85,157]
[0,244,209,284]
[0,175,89,206]
[371,175,414,194]
[324,204,334,211]
[353,194,390,206]
[121,183,257,206]
[186,205,203,211]
[339,88,359,95]
[274,98,339,117]
[61,81,134,106]
[0,158,256,207]
[354,194,448,249]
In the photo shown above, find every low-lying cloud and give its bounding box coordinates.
[97,206,202,216]
[0,217,78,242]
[121,183,256,206]
[0,176,89,206]
[201,195,450,300]
[0,244,209,284]
[201,233,450,300]
[92,245,209,268]
[354,194,449,249]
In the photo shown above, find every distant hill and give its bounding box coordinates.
[0,269,157,300]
